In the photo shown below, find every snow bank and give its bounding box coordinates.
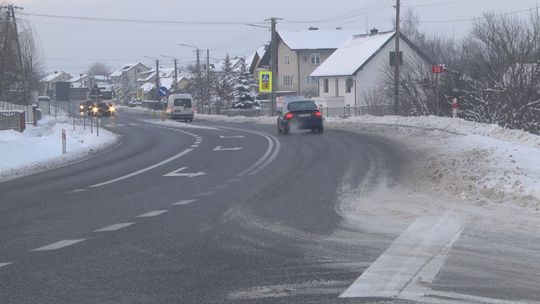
[0,115,118,181]
[326,115,540,211]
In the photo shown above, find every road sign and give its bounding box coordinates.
[158,86,169,97]
[431,66,444,74]
[259,71,272,93]
[88,85,103,99]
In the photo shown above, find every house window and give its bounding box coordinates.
[310,53,321,65]
[323,78,329,93]
[306,76,315,85]
[346,78,353,93]
[283,75,294,86]
[389,51,403,66]
[285,55,290,65]
[335,79,339,97]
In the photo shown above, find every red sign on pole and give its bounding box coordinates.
[432,66,444,74]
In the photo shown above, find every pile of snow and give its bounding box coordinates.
[327,115,540,211]
[0,115,118,181]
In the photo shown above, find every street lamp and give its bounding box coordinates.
[161,54,179,93]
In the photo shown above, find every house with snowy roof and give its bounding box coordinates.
[39,71,72,96]
[110,62,150,100]
[276,28,362,97]
[311,30,430,109]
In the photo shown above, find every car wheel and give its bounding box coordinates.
[318,126,324,133]
[283,127,289,135]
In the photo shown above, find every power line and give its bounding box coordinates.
[420,7,536,24]
[283,1,390,24]
[20,11,266,26]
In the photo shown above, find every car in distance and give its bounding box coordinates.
[277,99,324,134]
[167,93,194,122]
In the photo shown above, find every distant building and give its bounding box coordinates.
[39,71,73,97]
[110,62,150,101]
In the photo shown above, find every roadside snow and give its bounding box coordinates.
[0,115,118,181]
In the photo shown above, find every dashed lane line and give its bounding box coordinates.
[172,199,198,206]
[195,191,216,197]
[31,239,86,251]
[94,223,135,232]
[69,189,87,193]
[0,262,12,268]
[137,210,169,218]
[89,149,193,188]
[213,184,230,190]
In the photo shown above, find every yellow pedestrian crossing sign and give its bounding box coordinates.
[259,71,272,93]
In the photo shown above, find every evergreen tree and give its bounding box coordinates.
[231,58,258,109]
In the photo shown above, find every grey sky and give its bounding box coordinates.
[12,0,540,75]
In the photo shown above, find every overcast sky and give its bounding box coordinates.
[10,0,540,75]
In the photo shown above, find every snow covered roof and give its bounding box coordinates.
[41,71,72,82]
[278,29,362,50]
[110,62,146,77]
[160,77,174,90]
[71,74,90,83]
[311,31,395,77]
[139,82,154,92]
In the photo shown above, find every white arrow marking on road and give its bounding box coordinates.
[0,262,12,268]
[94,222,135,232]
[213,146,243,151]
[164,167,206,178]
[219,135,245,139]
[31,239,86,251]
[137,210,169,218]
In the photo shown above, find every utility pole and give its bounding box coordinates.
[206,49,210,114]
[266,17,281,116]
[173,58,178,92]
[393,0,401,115]
[155,59,160,100]
[195,48,202,113]
[0,5,25,102]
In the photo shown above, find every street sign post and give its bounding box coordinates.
[431,66,444,74]
[259,71,272,93]
[158,86,168,97]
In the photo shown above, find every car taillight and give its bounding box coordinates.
[314,111,322,117]
[285,112,294,119]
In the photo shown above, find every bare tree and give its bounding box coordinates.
[87,62,111,76]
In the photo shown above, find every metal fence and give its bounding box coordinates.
[0,101,35,123]
[320,105,394,118]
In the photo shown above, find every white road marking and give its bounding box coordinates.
[213,146,243,151]
[191,145,199,148]
[163,167,205,178]
[236,130,280,177]
[195,191,215,197]
[89,149,193,187]
[227,177,242,183]
[214,184,230,190]
[137,210,169,218]
[128,123,138,126]
[94,222,135,232]
[117,123,126,127]
[172,199,198,206]
[340,216,463,299]
[31,239,86,251]
[104,124,114,127]
[69,189,87,193]
[219,135,245,138]
[0,262,12,268]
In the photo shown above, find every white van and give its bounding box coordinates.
[167,93,194,122]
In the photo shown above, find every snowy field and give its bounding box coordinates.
[0,115,118,181]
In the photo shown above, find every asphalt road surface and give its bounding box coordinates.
[1,109,539,304]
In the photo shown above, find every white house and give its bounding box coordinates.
[39,71,72,96]
[276,28,362,97]
[311,30,430,108]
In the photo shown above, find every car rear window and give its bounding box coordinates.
[287,101,317,111]
[174,99,192,107]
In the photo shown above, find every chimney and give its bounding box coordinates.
[308,26,319,31]
[336,27,342,30]
[370,28,379,35]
